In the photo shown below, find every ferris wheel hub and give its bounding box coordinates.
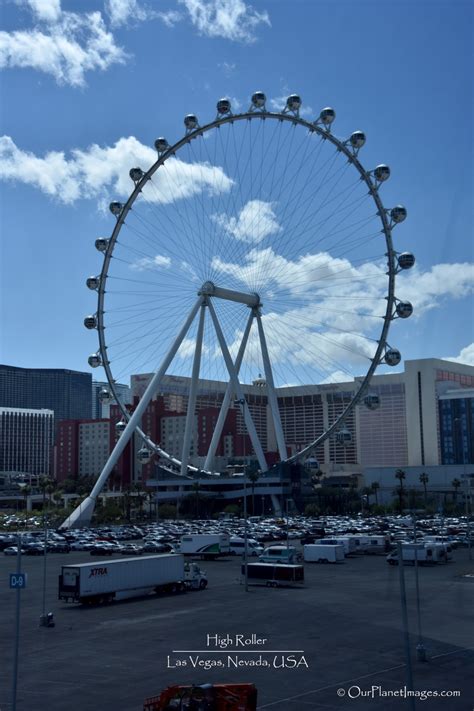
[198,281,261,308]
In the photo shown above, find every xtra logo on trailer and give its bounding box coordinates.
[89,567,108,578]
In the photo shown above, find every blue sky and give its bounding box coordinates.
[0,0,473,388]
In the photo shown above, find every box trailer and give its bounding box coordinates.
[346,535,371,553]
[180,534,230,559]
[386,543,451,566]
[315,537,357,556]
[58,554,207,604]
[303,544,344,563]
[242,562,304,587]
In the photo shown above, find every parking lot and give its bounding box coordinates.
[1,544,473,711]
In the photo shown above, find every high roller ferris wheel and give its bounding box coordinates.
[62,91,415,528]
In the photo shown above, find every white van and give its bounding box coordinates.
[229,537,263,557]
[259,545,300,564]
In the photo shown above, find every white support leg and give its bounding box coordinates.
[203,309,255,472]
[207,299,267,473]
[60,296,204,528]
[181,303,206,476]
[255,310,287,462]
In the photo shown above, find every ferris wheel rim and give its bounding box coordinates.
[91,104,400,472]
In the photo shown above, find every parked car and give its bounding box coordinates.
[3,546,24,556]
[120,544,143,556]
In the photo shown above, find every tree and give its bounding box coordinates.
[370,481,380,506]
[419,472,429,508]
[157,504,177,519]
[304,503,320,517]
[395,469,406,512]
[360,486,372,512]
[21,485,31,511]
[247,469,260,515]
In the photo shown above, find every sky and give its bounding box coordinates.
[0,0,473,391]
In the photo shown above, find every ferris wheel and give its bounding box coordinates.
[63,91,415,527]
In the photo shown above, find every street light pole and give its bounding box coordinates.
[397,541,416,710]
[12,534,22,711]
[412,518,426,661]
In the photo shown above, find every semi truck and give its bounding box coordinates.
[303,543,344,563]
[58,554,207,604]
[180,534,230,559]
[243,562,304,587]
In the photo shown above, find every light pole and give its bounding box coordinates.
[235,397,249,592]
[243,474,249,592]
[412,517,426,661]
[397,541,416,710]
[463,474,473,561]
[12,533,22,711]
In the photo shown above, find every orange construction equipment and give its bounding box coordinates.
[143,683,257,711]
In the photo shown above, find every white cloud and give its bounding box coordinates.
[0,135,234,205]
[213,200,281,243]
[20,0,62,23]
[444,343,474,366]
[130,255,172,271]
[212,248,474,377]
[157,9,184,27]
[177,337,210,359]
[0,8,127,87]
[178,0,270,42]
[106,0,177,27]
[397,263,474,317]
[218,61,236,76]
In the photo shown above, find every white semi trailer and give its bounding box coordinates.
[58,554,207,604]
[180,534,230,559]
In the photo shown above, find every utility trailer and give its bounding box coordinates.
[303,544,344,563]
[242,562,304,587]
[180,534,230,559]
[58,554,207,604]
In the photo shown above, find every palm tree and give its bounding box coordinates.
[370,481,380,506]
[360,486,372,513]
[21,484,32,512]
[395,469,406,512]
[133,482,146,519]
[419,472,429,508]
[247,469,260,515]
